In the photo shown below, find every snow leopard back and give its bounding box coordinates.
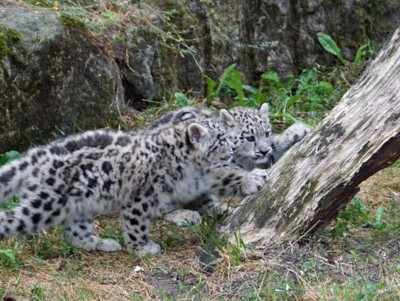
[0,108,215,201]
[143,107,214,134]
[0,130,123,201]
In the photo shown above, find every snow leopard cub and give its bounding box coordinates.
[222,104,310,170]
[0,118,268,255]
[143,104,310,224]
[190,105,310,217]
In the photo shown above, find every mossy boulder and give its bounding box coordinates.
[0,1,123,152]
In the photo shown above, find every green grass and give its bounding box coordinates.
[0,24,21,59]
[327,197,400,239]
[204,61,350,127]
[186,212,250,266]
[0,197,19,211]
[30,284,46,301]
[0,249,19,269]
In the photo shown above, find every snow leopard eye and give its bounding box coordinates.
[265,131,271,138]
[246,136,255,142]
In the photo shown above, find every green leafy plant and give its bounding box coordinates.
[317,32,379,65]
[328,197,370,237]
[295,68,339,115]
[0,249,19,268]
[0,151,21,210]
[317,32,345,64]
[101,9,119,22]
[0,24,22,59]
[0,196,19,210]
[329,197,400,237]
[206,62,343,125]
[354,41,380,64]
[206,63,245,105]
[173,92,193,107]
[0,150,20,166]
[30,284,46,301]
[101,229,125,246]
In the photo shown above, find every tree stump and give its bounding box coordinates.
[219,27,400,247]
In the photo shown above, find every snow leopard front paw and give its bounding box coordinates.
[96,238,123,252]
[136,240,161,256]
[164,209,202,226]
[285,123,311,143]
[241,169,269,196]
[204,203,233,215]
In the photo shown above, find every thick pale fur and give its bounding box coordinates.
[0,118,269,255]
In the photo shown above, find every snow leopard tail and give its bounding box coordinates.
[0,157,28,201]
[0,209,27,238]
[0,147,48,201]
[0,202,67,239]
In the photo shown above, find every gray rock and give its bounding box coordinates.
[0,1,123,152]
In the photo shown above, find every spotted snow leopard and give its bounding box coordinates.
[141,104,310,225]
[0,118,269,255]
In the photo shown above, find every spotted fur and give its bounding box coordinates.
[0,117,270,255]
[141,107,214,134]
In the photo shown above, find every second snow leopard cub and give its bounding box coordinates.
[219,104,310,171]
[0,118,269,255]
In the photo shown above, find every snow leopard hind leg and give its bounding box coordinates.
[0,187,71,240]
[120,197,161,256]
[62,213,122,252]
[0,187,121,252]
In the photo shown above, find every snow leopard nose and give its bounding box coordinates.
[260,148,270,156]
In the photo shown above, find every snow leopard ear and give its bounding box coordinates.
[259,103,270,122]
[219,109,236,129]
[188,123,210,145]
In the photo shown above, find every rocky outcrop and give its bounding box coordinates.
[0,1,123,152]
[0,0,398,151]
[113,0,400,107]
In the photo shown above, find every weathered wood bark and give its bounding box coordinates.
[219,27,400,246]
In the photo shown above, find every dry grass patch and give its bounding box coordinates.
[1,165,399,300]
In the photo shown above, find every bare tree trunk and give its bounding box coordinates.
[219,27,400,247]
